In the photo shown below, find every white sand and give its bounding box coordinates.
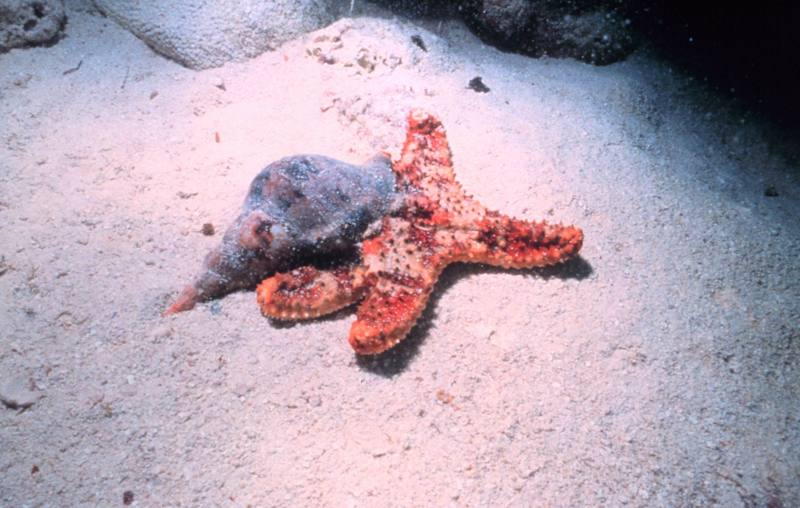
[1,2,798,506]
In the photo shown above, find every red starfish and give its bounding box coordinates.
[257,110,583,355]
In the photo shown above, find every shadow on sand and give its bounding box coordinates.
[355,256,593,377]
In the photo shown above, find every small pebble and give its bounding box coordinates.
[149,324,173,342]
[13,73,33,87]
[468,76,490,93]
[232,382,253,397]
[0,376,39,410]
[201,223,215,236]
[436,389,454,405]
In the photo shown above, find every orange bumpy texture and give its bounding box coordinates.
[257,110,583,354]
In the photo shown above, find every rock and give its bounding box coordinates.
[0,375,40,409]
[0,0,66,52]
[201,223,215,236]
[464,0,537,49]
[368,0,455,18]
[122,490,134,506]
[148,324,174,342]
[462,0,636,65]
[92,0,342,69]
[232,382,252,398]
[535,9,636,65]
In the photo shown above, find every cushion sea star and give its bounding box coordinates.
[256,110,583,354]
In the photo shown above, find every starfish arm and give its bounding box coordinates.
[455,212,583,269]
[256,265,368,320]
[392,111,584,270]
[394,109,458,191]
[347,216,444,354]
[348,269,437,355]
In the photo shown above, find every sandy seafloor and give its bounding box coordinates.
[1,1,799,506]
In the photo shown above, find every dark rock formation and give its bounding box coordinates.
[462,0,637,65]
[0,0,66,52]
